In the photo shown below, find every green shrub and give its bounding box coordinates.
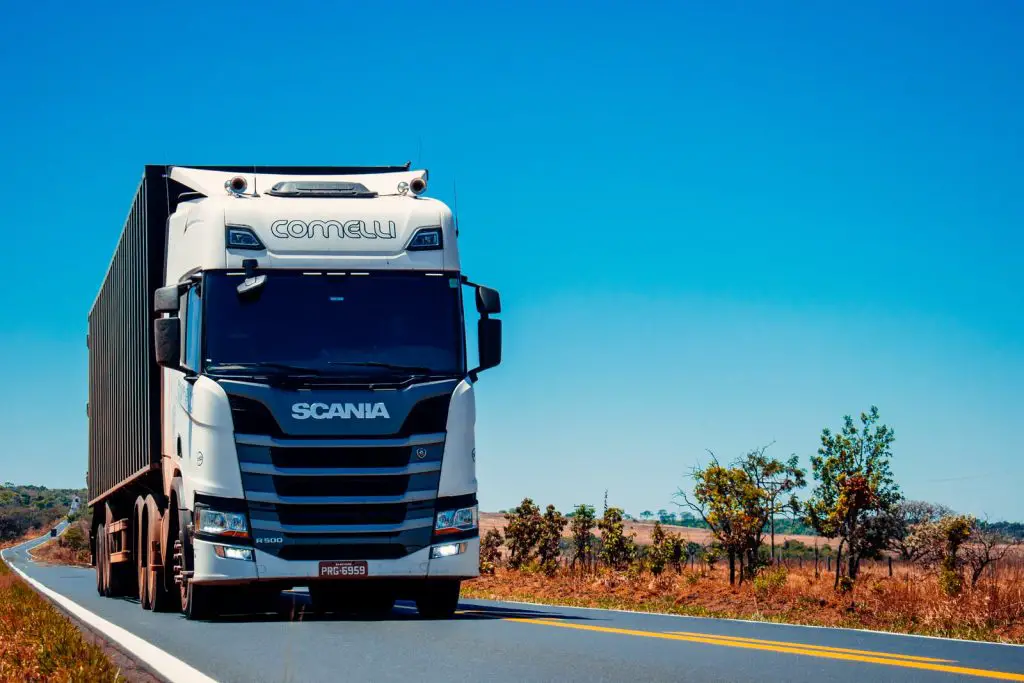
[753,566,788,600]
[480,529,503,574]
[504,498,544,569]
[598,506,636,570]
[538,505,567,575]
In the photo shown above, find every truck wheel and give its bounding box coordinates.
[415,580,461,619]
[146,496,174,612]
[95,528,108,596]
[135,497,151,609]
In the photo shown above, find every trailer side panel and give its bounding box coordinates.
[87,167,168,503]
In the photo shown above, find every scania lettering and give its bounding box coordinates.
[291,402,392,420]
[87,165,501,620]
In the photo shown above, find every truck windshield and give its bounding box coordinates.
[201,271,465,377]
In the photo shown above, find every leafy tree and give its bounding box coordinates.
[640,510,654,522]
[597,506,636,570]
[736,443,806,560]
[538,505,568,575]
[480,529,503,574]
[677,458,763,584]
[504,498,544,569]
[805,406,901,587]
[884,500,954,561]
[570,504,597,570]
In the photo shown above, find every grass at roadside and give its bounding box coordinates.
[1,535,123,682]
[463,563,1024,645]
[30,520,92,567]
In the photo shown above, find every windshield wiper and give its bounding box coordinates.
[207,361,327,376]
[326,361,448,375]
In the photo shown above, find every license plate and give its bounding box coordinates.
[318,560,369,579]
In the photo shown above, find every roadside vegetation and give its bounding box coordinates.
[467,406,1024,644]
[31,520,92,566]
[0,537,122,681]
[0,484,86,543]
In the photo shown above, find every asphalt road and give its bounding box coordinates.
[4,530,1024,683]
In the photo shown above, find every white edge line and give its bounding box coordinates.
[2,535,219,683]
[461,597,1024,649]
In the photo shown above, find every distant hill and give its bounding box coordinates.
[0,484,87,542]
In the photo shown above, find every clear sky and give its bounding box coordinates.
[0,2,1021,519]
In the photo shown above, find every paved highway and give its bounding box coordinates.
[4,530,1024,683]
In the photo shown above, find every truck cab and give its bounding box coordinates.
[89,165,501,620]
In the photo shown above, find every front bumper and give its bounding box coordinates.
[191,537,480,585]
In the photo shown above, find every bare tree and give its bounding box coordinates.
[963,520,1022,587]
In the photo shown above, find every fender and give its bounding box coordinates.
[437,380,477,498]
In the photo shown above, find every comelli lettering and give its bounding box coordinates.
[270,219,397,239]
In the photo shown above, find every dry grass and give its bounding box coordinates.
[464,561,1024,644]
[30,521,92,567]
[0,557,123,682]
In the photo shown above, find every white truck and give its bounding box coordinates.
[88,165,501,619]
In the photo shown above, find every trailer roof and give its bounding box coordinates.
[153,163,412,175]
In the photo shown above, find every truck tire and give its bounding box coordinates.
[134,497,150,609]
[146,495,174,612]
[415,580,461,619]
[95,528,108,596]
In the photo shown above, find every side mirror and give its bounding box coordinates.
[475,286,501,315]
[154,318,181,370]
[477,318,502,373]
[154,285,183,314]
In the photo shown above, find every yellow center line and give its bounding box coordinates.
[664,630,952,663]
[504,618,1024,681]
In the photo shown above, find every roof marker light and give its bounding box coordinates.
[407,226,443,251]
[225,176,248,195]
[226,225,265,250]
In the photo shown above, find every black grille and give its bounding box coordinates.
[269,446,411,469]
[228,395,283,436]
[397,394,450,436]
[274,503,412,526]
[271,476,410,498]
[279,543,409,561]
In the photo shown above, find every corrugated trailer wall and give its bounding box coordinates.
[87,167,169,504]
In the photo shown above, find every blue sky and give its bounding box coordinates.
[0,1,1021,519]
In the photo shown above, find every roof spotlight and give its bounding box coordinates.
[409,177,427,195]
[225,176,248,195]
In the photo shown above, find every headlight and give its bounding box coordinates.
[435,505,478,535]
[196,508,249,538]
